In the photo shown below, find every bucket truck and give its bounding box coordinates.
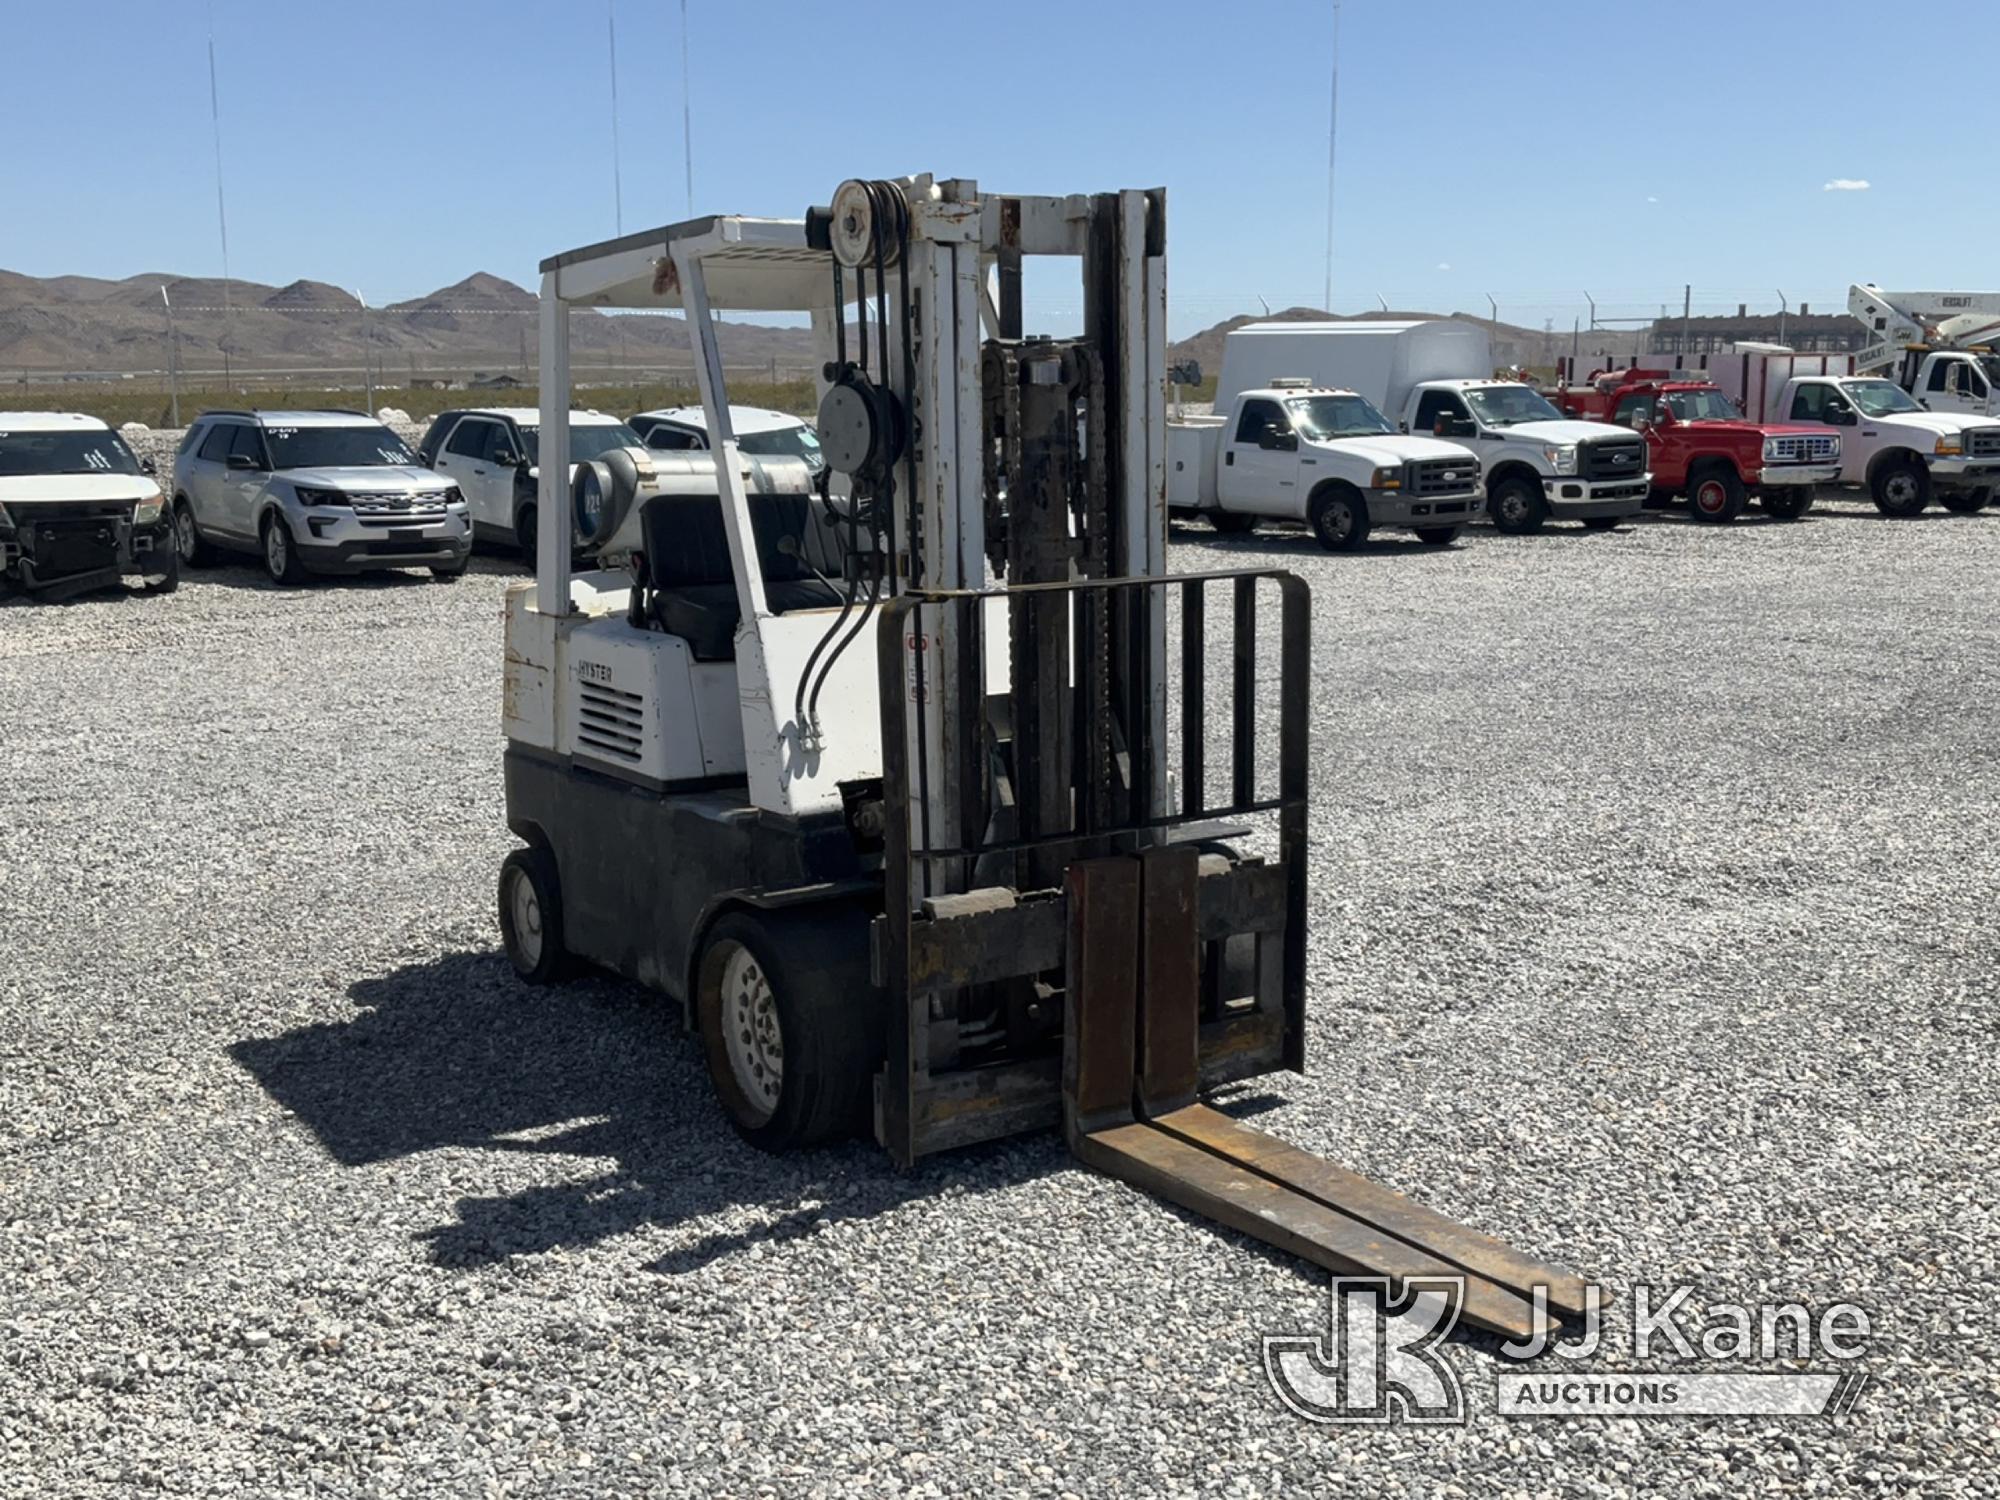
[1848,283,2000,418]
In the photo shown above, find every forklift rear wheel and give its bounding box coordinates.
[1760,488,1814,520]
[696,906,878,1150]
[1413,526,1459,546]
[1488,476,1546,534]
[498,845,571,984]
[1688,466,1745,523]
[1939,487,1991,515]
[1308,490,1370,551]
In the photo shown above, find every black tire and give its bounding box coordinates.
[497,845,571,985]
[1759,488,1814,520]
[1870,457,1930,517]
[1488,474,1547,534]
[430,562,468,581]
[515,504,538,566]
[1687,464,1746,524]
[1939,487,1991,515]
[260,511,311,585]
[696,905,879,1150]
[144,541,180,594]
[1308,488,1369,551]
[1414,526,1459,546]
[1207,511,1258,535]
[173,499,216,567]
[1579,515,1622,531]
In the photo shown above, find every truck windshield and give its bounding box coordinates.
[265,425,416,469]
[1663,389,1740,422]
[738,425,825,466]
[1843,380,1923,417]
[518,423,643,465]
[1285,395,1393,440]
[1464,385,1563,427]
[0,429,145,477]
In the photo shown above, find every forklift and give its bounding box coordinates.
[498,175,1585,1338]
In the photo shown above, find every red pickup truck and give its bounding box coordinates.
[1550,369,1842,523]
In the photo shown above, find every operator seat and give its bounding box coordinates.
[638,492,844,660]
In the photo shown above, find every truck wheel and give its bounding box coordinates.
[1488,475,1546,534]
[515,504,539,566]
[1870,458,1930,517]
[1208,511,1258,535]
[1579,515,1621,531]
[1688,465,1745,523]
[173,499,216,567]
[1413,526,1459,546]
[144,542,180,595]
[1759,488,1814,520]
[498,844,573,985]
[261,512,311,585]
[1308,489,1369,551]
[696,906,879,1150]
[1939,487,1991,515]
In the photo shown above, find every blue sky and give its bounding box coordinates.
[3,0,1991,336]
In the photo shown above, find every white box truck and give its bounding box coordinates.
[1217,320,1651,534]
[1167,327,1485,550]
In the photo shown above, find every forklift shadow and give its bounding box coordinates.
[229,949,1065,1273]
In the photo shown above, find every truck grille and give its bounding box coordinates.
[1967,427,2000,459]
[1579,437,1647,482]
[1406,456,1480,497]
[348,493,451,525]
[575,679,645,764]
[1765,433,1839,465]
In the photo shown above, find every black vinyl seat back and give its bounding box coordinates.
[637,492,844,659]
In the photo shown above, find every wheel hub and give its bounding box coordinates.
[507,869,544,967]
[719,944,782,1124]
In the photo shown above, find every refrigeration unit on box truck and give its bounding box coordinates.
[1213,320,1650,534]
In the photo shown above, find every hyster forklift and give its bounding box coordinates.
[498,175,1585,1338]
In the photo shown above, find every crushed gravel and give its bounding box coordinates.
[1,497,1995,1497]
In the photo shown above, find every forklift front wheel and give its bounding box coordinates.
[696,907,877,1151]
[498,845,571,985]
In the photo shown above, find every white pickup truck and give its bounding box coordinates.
[1168,381,1483,549]
[1203,320,1648,536]
[1706,345,2000,516]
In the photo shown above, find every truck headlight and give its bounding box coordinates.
[1762,436,1783,463]
[132,490,165,525]
[1369,466,1403,490]
[1935,436,1963,457]
[1543,445,1578,475]
[294,487,348,507]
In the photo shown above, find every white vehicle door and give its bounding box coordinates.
[1784,382,1863,478]
[224,422,270,538]
[185,421,238,537]
[1219,398,1301,511]
[437,417,510,533]
[1927,357,1991,418]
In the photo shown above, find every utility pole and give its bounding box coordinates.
[1328,0,1344,314]
[1681,283,1692,357]
[1584,291,1597,332]
[1486,292,1497,327]
[161,286,181,428]
[1776,288,1789,347]
[357,290,373,414]
[679,0,696,216]
[607,0,624,234]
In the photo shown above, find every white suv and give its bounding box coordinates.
[173,410,471,584]
[416,407,640,560]
[628,404,823,469]
[0,413,177,600]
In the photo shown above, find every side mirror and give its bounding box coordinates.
[1827,406,1858,427]
[140,456,158,475]
[492,449,518,467]
[1258,429,1299,452]
[1437,415,1477,439]
[1631,414,1651,430]
[1651,406,1675,427]
[225,452,258,471]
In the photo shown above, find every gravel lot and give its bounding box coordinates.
[3,497,1995,1497]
